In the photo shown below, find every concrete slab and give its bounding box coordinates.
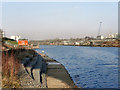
[41,54,78,88]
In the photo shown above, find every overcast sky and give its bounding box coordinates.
[2,2,118,40]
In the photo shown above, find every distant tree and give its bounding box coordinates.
[0,29,3,38]
[19,38,28,40]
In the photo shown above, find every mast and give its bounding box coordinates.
[98,22,102,36]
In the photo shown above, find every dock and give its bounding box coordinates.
[40,53,78,88]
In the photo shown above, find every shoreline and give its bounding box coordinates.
[30,39,120,48]
[2,48,78,88]
[37,52,78,88]
[20,49,78,88]
[35,44,120,48]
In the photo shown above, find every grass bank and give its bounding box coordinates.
[2,50,20,88]
[2,48,36,88]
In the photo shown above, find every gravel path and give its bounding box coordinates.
[19,54,47,88]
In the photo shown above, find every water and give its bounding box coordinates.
[35,45,118,88]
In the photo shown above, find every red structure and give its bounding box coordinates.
[18,40,28,46]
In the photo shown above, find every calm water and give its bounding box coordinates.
[35,45,118,88]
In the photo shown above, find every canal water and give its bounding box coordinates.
[35,45,118,88]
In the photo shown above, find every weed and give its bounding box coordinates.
[2,50,20,88]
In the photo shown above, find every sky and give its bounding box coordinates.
[2,2,118,40]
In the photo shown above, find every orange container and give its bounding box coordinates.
[18,40,28,46]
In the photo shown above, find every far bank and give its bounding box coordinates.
[30,39,120,47]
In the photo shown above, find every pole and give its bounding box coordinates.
[98,22,102,36]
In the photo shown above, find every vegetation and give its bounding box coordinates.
[1,48,37,88]
[6,40,18,45]
[2,37,18,48]
[19,39,28,40]
[2,50,20,88]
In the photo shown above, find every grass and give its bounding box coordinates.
[2,50,20,88]
[2,48,37,88]
[5,40,18,46]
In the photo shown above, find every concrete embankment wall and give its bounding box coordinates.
[39,53,78,88]
[19,49,78,88]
